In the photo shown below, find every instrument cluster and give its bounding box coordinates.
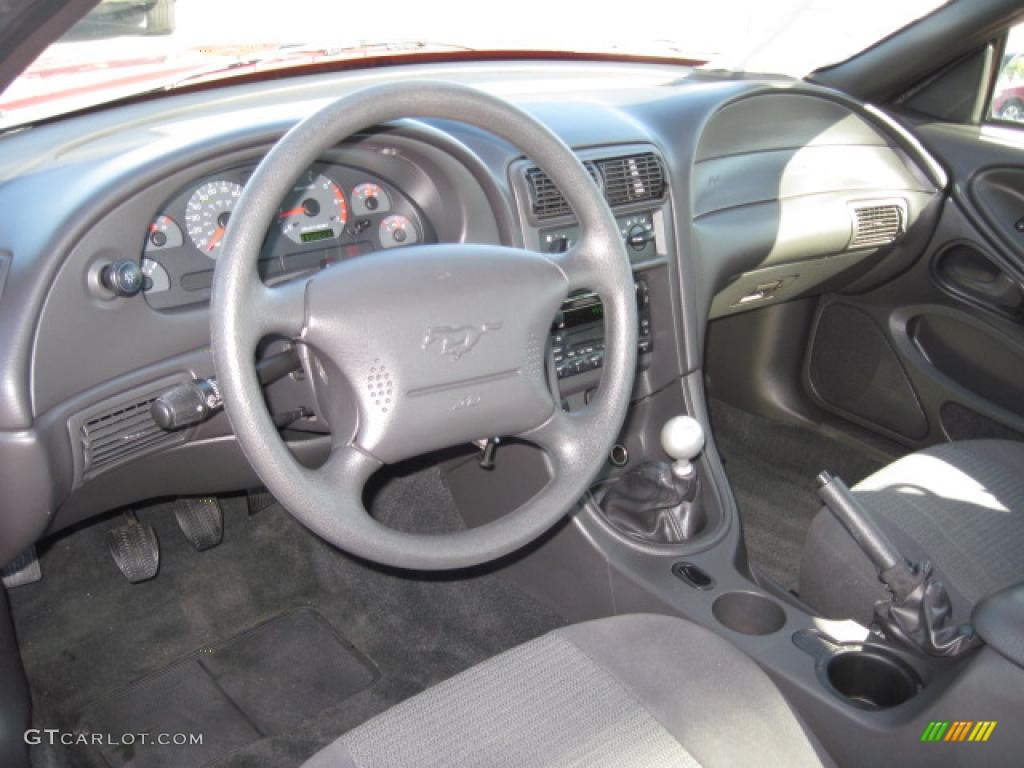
[141,163,428,310]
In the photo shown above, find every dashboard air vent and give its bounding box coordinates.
[849,201,906,249]
[525,162,602,219]
[525,153,666,219]
[597,153,666,207]
[79,394,178,478]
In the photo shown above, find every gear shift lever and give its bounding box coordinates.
[593,414,707,544]
[661,415,705,478]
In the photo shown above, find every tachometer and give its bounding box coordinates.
[278,171,348,244]
[185,180,243,256]
[378,214,419,249]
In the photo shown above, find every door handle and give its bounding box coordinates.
[937,244,1024,319]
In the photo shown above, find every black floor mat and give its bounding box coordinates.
[78,609,375,768]
[709,399,887,592]
[10,465,565,768]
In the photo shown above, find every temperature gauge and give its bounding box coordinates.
[351,182,391,217]
[378,215,419,249]
[141,259,170,294]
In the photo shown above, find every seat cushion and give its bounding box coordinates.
[303,614,830,768]
[800,439,1024,626]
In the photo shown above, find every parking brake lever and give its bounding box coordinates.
[152,346,301,431]
[817,471,980,657]
[817,471,917,600]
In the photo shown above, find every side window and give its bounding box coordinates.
[990,24,1024,124]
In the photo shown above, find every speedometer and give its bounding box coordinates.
[185,180,243,256]
[278,171,348,245]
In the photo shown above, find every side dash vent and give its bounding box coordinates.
[849,200,906,250]
[71,376,190,484]
[597,153,666,207]
[525,162,602,219]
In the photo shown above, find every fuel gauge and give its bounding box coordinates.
[379,214,419,249]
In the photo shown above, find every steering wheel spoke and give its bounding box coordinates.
[251,277,309,339]
[552,238,601,294]
[518,408,588,471]
[319,441,381,491]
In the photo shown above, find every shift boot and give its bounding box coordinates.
[595,462,705,543]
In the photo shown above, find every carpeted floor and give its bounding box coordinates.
[709,399,887,594]
[9,463,565,768]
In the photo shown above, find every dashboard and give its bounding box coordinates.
[0,61,945,565]
[142,162,429,310]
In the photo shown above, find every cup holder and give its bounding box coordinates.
[826,649,921,710]
[712,591,786,635]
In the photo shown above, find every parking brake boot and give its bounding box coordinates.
[817,471,980,657]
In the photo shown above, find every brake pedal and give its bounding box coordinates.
[107,513,159,583]
[246,487,275,517]
[2,546,42,588]
[174,498,224,551]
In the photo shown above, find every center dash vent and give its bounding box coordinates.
[72,376,190,484]
[525,153,666,219]
[596,153,666,207]
[849,200,906,249]
[525,162,602,219]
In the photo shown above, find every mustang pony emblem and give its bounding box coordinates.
[422,323,503,359]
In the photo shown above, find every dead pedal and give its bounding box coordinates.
[174,497,224,551]
[107,513,159,583]
[2,546,42,588]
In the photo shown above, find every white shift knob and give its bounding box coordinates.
[660,415,704,478]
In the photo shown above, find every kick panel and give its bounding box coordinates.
[807,301,928,440]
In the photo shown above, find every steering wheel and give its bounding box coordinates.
[211,82,637,570]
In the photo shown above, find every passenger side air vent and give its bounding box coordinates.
[597,153,666,207]
[70,375,190,484]
[525,162,602,219]
[849,200,906,249]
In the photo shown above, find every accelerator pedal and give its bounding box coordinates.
[174,497,224,551]
[107,512,159,583]
[2,546,42,588]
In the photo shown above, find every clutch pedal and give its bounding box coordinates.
[2,546,42,588]
[107,512,160,583]
[174,497,224,551]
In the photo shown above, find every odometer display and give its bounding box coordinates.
[300,228,335,243]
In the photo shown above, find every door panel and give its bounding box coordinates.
[971,167,1024,264]
[804,181,1024,448]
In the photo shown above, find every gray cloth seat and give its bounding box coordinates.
[303,613,830,768]
[800,439,1024,626]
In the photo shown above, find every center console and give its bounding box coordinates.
[510,144,679,414]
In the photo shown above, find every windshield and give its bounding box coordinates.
[1,0,947,129]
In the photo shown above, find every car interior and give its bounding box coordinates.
[1,0,1024,766]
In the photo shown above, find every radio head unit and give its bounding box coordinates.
[552,278,651,379]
